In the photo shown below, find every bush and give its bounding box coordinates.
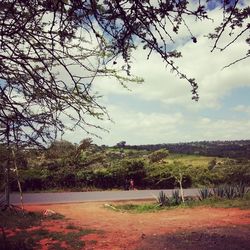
[198,187,212,200]
[157,191,170,206]
[235,182,249,198]
[212,183,249,200]
[213,185,226,198]
[171,189,181,205]
[148,149,169,163]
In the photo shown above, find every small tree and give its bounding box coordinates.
[116,141,126,148]
[46,140,76,159]
[168,161,191,203]
[208,158,217,171]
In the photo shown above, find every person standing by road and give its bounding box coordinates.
[129,179,134,190]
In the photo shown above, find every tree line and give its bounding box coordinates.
[1,139,250,192]
[124,140,250,159]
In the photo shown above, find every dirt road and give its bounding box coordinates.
[26,201,250,249]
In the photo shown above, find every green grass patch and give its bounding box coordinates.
[116,203,161,213]
[166,154,217,166]
[191,196,250,209]
[108,194,250,213]
[107,203,174,213]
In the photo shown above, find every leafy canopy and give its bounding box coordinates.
[0,0,249,147]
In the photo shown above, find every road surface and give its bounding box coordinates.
[8,189,200,205]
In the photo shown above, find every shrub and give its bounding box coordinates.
[171,189,181,205]
[198,187,212,200]
[212,183,248,199]
[157,191,170,206]
[224,185,237,199]
[235,182,249,198]
[148,149,169,163]
[213,185,226,198]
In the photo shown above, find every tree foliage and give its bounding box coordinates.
[1,0,249,148]
[148,149,169,163]
[5,140,249,191]
[46,140,76,159]
[0,0,126,147]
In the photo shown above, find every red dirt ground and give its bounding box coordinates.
[25,201,250,250]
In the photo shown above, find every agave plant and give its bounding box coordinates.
[235,182,249,198]
[198,187,212,201]
[171,189,181,205]
[213,185,225,198]
[224,184,237,199]
[157,191,170,206]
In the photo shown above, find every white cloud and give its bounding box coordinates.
[193,117,250,141]
[63,102,250,145]
[92,5,250,111]
[62,3,250,145]
[232,105,250,115]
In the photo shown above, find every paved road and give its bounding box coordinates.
[9,189,199,205]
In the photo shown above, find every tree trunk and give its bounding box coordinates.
[12,149,24,212]
[5,158,10,207]
[178,175,185,203]
[5,123,11,208]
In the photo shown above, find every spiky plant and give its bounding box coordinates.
[198,187,212,201]
[213,185,225,198]
[171,189,181,205]
[224,185,237,199]
[157,191,170,206]
[235,182,249,198]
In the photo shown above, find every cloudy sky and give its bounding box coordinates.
[63,1,250,146]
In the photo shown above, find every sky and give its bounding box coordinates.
[63,1,250,146]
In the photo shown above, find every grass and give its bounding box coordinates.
[166,154,218,166]
[66,223,79,230]
[1,228,96,250]
[112,203,165,213]
[33,228,97,249]
[0,210,44,229]
[107,202,181,213]
[107,193,250,213]
[0,209,98,249]
[193,195,250,209]
[0,209,65,229]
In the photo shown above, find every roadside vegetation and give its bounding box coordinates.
[1,139,250,193]
[107,185,250,213]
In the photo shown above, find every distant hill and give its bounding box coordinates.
[124,140,250,159]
